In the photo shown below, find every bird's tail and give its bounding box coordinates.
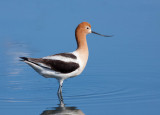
[19,57,28,61]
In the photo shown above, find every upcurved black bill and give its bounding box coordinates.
[92,31,113,37]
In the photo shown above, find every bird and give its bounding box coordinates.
[20,22,112,100]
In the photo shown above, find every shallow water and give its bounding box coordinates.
[0,41,160,115]
[1,0,160,114]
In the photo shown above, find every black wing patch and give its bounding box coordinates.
[20,57,79,74]
[53,53,77,59]
[42,59,79,73]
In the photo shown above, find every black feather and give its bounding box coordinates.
[20,57,28,61]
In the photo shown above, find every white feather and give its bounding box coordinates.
[24,51,84,80]
[42,55,77,63]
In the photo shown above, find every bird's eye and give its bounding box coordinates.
[86,27,90,29]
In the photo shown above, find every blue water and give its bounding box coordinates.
[0,0,160,115]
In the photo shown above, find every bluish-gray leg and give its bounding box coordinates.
[57,80,63,102]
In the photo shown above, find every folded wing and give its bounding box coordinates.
[20,53,80,74]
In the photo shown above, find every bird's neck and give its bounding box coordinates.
[76,33,88,51]
[75,31,89,67]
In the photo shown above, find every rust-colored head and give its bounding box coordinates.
[75,22,113,37]
[75,22,92,35]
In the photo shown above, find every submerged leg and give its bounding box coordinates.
[57,80,64,102]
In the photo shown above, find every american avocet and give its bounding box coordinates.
[20,22,112,100]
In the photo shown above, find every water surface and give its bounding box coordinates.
[0,0,160,115]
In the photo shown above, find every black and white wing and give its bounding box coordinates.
[20,53,80,74]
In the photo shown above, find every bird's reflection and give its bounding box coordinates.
[41,94,85,115]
